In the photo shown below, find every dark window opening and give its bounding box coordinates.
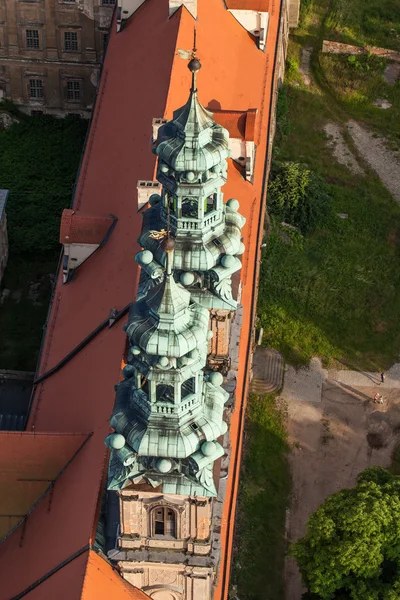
[182,377,195,398]
[26,30,40,49]
[152,507,176,538]
[182,197,197,218]
[64,31,78,52]
[156,384,174,403]
[67,80,80,101]
[102,0,115,4]
[205,193,217,215]
[29,79,43,99]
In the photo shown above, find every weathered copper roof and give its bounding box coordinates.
[0,0,282,597]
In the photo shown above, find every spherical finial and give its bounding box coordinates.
[209,372,223,387]
[161,235,176,252]
[201,441,216,457]
[156,458,173,474]
[188,57,201,73]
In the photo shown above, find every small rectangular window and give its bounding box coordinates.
[103,33,108,52]
[26,30,40,49]
[64,31,78,52]
[102,0,115,4]
[29,79,43,99]
[67,80,80,101]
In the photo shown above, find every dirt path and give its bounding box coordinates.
[324,122,364,175]
[347,120,400,203]
[283,361,400,599]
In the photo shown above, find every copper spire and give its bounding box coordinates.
[188,28,201,92]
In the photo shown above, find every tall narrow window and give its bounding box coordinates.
[26,30,40,50]
[64,31,78,52]
[67,81,80,101]
[152,507,176,537]
[29,79,43,99]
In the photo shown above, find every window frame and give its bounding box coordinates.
[26,29,40,50]
[64,30,79,52]
[151,506,177,538]
[66,80,81,102]
[29,78,43,100]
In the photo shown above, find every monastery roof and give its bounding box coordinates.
[0,0,282,598]
[225,0,270,9]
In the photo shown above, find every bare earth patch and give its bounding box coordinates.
[324,122,364,175]
[347,120,400,203]
[299,47,312,87]
[283,361,400,600]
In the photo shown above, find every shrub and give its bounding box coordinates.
[267,162,332,234]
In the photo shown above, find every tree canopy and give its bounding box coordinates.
[292,467,400,600]
[267,161,332,234]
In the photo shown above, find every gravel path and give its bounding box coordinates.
[347,120,400,202]
[324,122,364,175]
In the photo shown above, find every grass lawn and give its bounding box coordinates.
[232,394,291,600]
[0,110,87,370]
[323,0,400,51]
[258,0,400,370]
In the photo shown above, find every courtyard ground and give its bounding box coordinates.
[283,361,400,598]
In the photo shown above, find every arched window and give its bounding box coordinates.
[151,506,176,537]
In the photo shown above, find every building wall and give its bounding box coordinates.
[118,490,214,600]
[0,0,114,116]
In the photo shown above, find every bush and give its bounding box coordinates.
[267,162,332,234]
[292,467,400,599]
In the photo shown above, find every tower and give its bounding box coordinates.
[105,48,246,600]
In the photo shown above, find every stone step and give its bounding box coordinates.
[250,347,284,394]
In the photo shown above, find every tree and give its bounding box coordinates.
[292,467,400,600]
[267,161,332,234]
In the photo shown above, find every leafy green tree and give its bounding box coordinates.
[267,161,332,234]
[292,467,400,600]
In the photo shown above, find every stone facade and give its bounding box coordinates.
[0,0,114,117]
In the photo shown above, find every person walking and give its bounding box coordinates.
[380,372,385,384]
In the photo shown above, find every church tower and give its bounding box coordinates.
[105,48,245,600]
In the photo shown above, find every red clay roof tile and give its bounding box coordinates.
[225,0,270,9]
[60,209,115,245]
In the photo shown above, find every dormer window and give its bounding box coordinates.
[151,506,176,537]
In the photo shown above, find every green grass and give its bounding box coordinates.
[0,109,87,370]
[258,0,400,370]
[232,394,291,600]
[324,0,400,51]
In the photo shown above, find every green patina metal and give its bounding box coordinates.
[106,56,245,497]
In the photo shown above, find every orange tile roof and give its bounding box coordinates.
[0,431,89,541]
[213,109,258,141]
[0,0,282,598]
[213,111,247,139]
[225,0,270,9]
[60,209,115,245]
[20,550,150,599]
